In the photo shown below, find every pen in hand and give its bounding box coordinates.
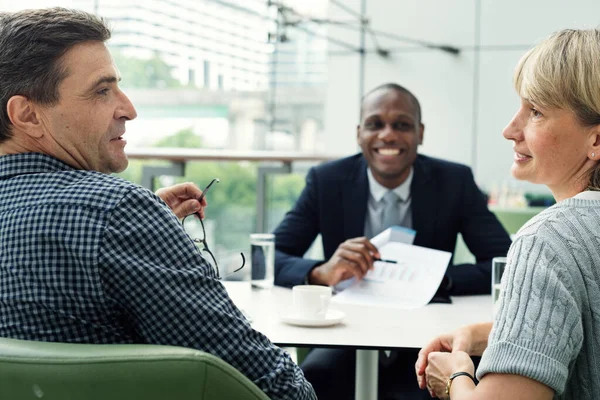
[374,258,397,264]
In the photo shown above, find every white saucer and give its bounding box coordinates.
[281,309,345,327]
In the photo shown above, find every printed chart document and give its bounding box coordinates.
[332,228,451,310]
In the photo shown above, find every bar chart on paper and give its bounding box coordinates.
[332,242,452,309]
[367,260,415,282]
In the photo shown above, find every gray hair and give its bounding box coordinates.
[0,7,111,143]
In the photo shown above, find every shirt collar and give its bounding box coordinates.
[0,153,75,180]
[573,190,600,200]
[367,167,413,203]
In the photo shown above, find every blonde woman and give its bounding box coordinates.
[415,28,600,399]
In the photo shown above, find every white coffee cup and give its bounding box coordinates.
[292,285,332,319]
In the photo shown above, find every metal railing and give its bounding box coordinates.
[126,147,341,232]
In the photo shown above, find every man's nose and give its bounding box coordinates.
[116,91,137,121]
[377,124,395,140]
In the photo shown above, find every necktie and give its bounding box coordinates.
[379,191,402,367]
[378,191,403,365]
[380,191,401,232]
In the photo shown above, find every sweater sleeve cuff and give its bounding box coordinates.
[477,340,569,394]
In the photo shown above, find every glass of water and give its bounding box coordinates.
[250,233,275,289]
[492,257,507,317]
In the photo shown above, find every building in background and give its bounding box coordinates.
[64,0,328,151]
[98,0,272,91]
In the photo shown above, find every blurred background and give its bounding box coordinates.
[2,0,596,276]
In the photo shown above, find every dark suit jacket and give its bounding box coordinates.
[273,153,512,295]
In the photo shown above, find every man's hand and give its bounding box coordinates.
[308,237,380,286]
[155,182,207,219]
[425,351,475,399]
[415,322,492,392]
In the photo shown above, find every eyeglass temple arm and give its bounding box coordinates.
[222,252,246,279]
[197,178,220,203]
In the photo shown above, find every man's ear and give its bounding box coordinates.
[418,123,425,145]
[6,95,44,138]
[356,124,361,144]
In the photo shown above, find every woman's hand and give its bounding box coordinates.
[425,351,474,399]
[416,322,491,393]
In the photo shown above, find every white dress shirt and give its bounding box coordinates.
[364,167,414,238]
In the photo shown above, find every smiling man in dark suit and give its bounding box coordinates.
[273,83,511,399]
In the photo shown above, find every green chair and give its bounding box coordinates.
[0,337,270,400]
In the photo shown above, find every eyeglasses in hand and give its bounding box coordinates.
[182,178,245,279]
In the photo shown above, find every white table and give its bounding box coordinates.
[223,282,492,400]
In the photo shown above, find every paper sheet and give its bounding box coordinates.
[333,226,416,292]
[331,239,451,310]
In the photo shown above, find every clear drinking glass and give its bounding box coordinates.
[492,257,507,317]
[250,233,275,289]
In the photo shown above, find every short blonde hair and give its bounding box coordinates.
[514,29,600,190]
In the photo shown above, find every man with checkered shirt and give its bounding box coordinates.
[0,7,314,400]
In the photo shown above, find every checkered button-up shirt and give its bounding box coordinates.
[0,153,315,400]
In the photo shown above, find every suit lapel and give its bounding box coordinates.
[340,155,437,244]
[342,156,369,239]
[411,156,437,247]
